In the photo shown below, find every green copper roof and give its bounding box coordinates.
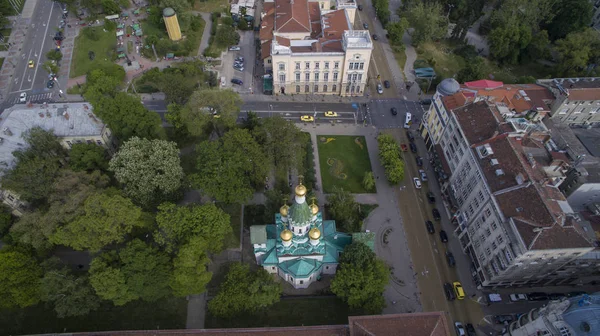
[280,258,322,277]
[289,200,311,226]
[250,225,267,244]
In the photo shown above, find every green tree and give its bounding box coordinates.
[69,143,108,171]
[101,0,120,14]
[251,116,303,175]
[546,0,593,40]
[155,202,231,253]
[327,186,361,232]
[402,2,447,45]
[40,263,100,318]
[183,89,242,136]
[457,56,486,83]
[51,192,147,251]
[191,129,268,204]
[331,242,389,314]
[208,263,281,317]
[109,137,184,208]
[46,49,63,62]
[171,235,212,297]
[89,239,172,305]
[386,19,409,45]
[377,134,405,184]
[0,250,42,309]
[43,60,59,75]
[555,28,600,77]
[362,172,376,192]
[0,204,13,238]
[372,0,390,25]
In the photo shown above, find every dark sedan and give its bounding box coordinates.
[427,192,436,203]
[390,107,397,115]
[409,143,417,153]
[384,80,390,88]
[432,208,441,220]
[425,220,435,234]
[446,251,455,267]
[494,315,514,324]
[416,156,423,166]
[439,230,448,243]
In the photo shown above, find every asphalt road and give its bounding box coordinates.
[370,99,427,128]
[6,0,65,105]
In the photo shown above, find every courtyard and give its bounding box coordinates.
[317,135,374,193]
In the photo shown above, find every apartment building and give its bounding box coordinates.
[538,78,600,127]
[437,100,593,287]
[0,103,115,214]
[259,0,373,96]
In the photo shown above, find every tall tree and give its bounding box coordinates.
[89,239,173,305]
[546,0,593,40]
[251,116,303,175]
[457,56,486,83]
[402,2,447,45]
[555,28,600,77]
[183,89,242,136]
[40,261,100,318]
[327,187,361,233]
[109,137,184,208]
[377,134,405,184]
[51,192,148,251]
[155,203,231,253]
[331,242,389,314]
[386,19,409,45]
[208,263,281,317]
[192,129,268,204]
[170,236,212,297]
[69,143,109,172]
[0,250,42,309]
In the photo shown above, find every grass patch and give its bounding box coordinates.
[0,58,4,69]
[206,296,358,328]
[217,203,242,249]
[0,29,12,51]
[317,135,373,193]
[141,21,168,39]
[194,0,229,12]
[392,45,407,81]
[0,297,187,335]
[70,27,117,78]
[415,41,465,80]
[66,85,82,94]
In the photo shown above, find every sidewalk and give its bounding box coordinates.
[239,92,371,104]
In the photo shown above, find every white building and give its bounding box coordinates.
[259,0,373,96]
[537,78,600,127]
[0,102,115,214]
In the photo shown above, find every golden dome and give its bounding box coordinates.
[309,203,319,215]
[280,204,289,217]
[280,229,293,241]
[309,227,321,240]
[295,183,307,197]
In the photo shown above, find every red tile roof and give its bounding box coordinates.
[453,101,502,144]
[567,88,600,101]
[476,135,525,193]
[441,92,469,110]
[512,219,592,250]
[261,40,272,59]
[495,183,555,227]
[260,3,275,41]
[275,35,290,46]
[274,0,311,33]
[464,79,504,89]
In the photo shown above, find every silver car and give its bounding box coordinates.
[377,83,383,94]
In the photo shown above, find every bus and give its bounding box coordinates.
[404,112,412,129]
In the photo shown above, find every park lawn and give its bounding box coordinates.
[194,0,229,12]
[317,135,374,194]
[217,203,242,249]
[0,297,187,335]
[205,296,357,328]
[415,41,465,80]
[70,27,117,78]
[141,20,168,39]
[393,46,407,81]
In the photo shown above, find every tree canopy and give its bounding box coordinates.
[182,89,242,136]
[89,239,173,305]
[69,143,108,172]
[192,129,268,204]
[251,116,304,175]
[402,2,447,45]
[377,134,405,184]
[545,0,593,40]
[170,235,212,297]
[326,187,361,233]
[555,28,600,77]
[0,250,42,309]
[109,137,184,208]
[331,242,389,314]
[208,262,281,317]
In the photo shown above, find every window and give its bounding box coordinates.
[314,85,318,92]
[559,327,571,336]
[474,238,481,248]
[352,73,358,81]
[7,194,14,201]
[349,62,354,70]
[267,59,272,64]
[272,266,276,270]
[279,74,285,83]
[497,236,503,244]
[347,74,352,82]
[66,141,72,148]
[325,62,330,69]
[295,62,300,70]
[486,247,491,256]
[326,266,329,269]
[324,72,329,81]
[296,73,300,82]
[332,84,337,92]
[359,62,364,70]
[333,72,338,81]
[478,190,484,202]
[486,228,492,237]
[279,63,285,71]
[305,85,309,92]
[346,85,350,92]
[358,74,362,81]
[323,84,328,92]
[315,62,320,69]
[491,221,497,230]
[86,140,93,144]
[299,229,303,234]
[479,253,486,262]
[334,62,339,69]
[305,73,310,81]
[296,85,300,93]
[300,280,304,284]
[485,208,491,217]
[480,234,485,242]
[314,73,319,81]
[305,62,310,69]
[96,140,103,146]
[492,241,497,250]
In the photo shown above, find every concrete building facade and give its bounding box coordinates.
[538,78,600,127]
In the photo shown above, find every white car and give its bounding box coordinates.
[19,92,27,103]
[377,83,383,94]
[454,322,466,336]
[229,46,241,51]
[510,293,528,302]
[419,169,427,181]
[413,177,422,189]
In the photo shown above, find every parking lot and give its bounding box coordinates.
[218,31,255,93]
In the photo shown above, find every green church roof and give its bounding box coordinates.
[250,225,267,244]
[280,258,322,277]
[289,200,311,225]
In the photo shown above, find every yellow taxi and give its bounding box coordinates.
[324,111,338,117]
[28,60,34,68]
[453,281,465,300]
[301,115,314,122]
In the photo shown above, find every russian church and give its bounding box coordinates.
[250,182,352,289]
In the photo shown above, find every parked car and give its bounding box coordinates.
[231,78,243,85]
[409,143,417,153]
[446,251,455,267]
[390,107,397,115]
[377,83,383,94]
[363,23,368,29]
[413,177,422,189]
[510,294,528,302]
[528,292,549,301]
[425,220,435,234]
[494,315,514,324]
[19,92,27,103]
[47,80,54,88]
[229,46,241,51]
[419,169,427,181]
[358,4,363,10]
[427,192,436,203]
[454,322,466,336]
[407,130,414,142]
[416,156,423,166]
[549,293,567,300]
[235,56,244,62]
[444,282,455,301]
[439,230,448,243]
[372,34,378,40]
[432,208,441,220]
[421,98,432,105]
[567,291,587,297]
[465,324,476,336]
[384,80,390,88]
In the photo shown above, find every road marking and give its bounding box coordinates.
[32,4,55,90]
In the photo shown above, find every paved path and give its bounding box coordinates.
[198,12,211,55]
[186,293,206,329]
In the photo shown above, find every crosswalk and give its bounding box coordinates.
[7,92,54,105]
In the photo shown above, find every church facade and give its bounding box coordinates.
[250,183,352,289]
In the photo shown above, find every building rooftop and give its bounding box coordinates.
[540,78,600,101]
[441,92,470,111]
[0,102,105,171]
[274,0,311,33]
[453,100,502,145]
[464,79,504,90]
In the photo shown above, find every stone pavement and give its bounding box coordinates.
[186,293,206,329]
[297,123,423,314]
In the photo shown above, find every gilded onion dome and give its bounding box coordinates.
[295,183,307,197]
[309,203,319,216]
[280,228,293,241]
[280,204,289,217]
[309,227,321,240]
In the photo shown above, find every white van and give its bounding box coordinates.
[220,76,226,87]
[403,112,412,129]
